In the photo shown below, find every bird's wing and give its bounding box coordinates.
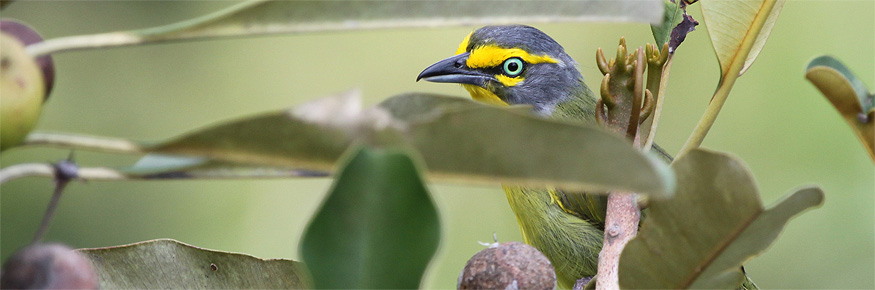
[550,189,608,229]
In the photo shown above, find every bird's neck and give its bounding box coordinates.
[548,78,598,124]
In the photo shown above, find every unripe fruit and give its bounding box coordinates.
[0,20,54,98]
[0,26,45,150]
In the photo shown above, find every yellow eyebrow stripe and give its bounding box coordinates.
[466,45,558,68]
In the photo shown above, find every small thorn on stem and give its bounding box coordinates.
[595,99,608,125]
[857,112,870,123]
[607,225,621,239]
[596,48,610,75]
[640,89,655,122]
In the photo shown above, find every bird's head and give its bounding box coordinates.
[417,25,584,114]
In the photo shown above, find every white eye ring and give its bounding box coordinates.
[503,58,524,76]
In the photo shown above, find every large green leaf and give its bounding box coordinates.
[619,149,824,289]
[27,0,663,56]
[805,55,874,161]
[385,94,674,195]
[701,0,786,77]
[300,146,439,289]
[78,239,309,289]
[144,92,674,197]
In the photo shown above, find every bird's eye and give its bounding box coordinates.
[502,58,524,76]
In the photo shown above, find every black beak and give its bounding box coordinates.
[416,52,494,86]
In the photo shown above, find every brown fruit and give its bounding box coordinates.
[458,241,556,290]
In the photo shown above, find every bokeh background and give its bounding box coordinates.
[1,1,872,289]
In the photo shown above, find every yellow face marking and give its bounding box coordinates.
[466,45,558,68]
[462,84,508,106]
[496,75,524,87]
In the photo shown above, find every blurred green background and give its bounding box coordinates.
[1,1,872,289]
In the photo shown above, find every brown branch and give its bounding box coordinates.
[595,44,647,290]
[596,192,640,290]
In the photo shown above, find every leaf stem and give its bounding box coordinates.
[678,0,777,156]
[21,132,144,154]
[643,55,674,151]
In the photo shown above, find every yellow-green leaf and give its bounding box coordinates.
[78,239,310,289]
[701,0,786,77]
[619,149,824,289]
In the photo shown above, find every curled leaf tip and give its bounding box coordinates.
[600,73,615,108]
[640,89,654,122]
[668,13,698,54]
[597,48,609,75]
[616,44,628,72]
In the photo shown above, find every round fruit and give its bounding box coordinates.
[1,31,45,150]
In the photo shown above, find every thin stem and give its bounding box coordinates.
[21,132,144,154]
[678,0,777,156]
[678,75,738,154]
[643,56,674,151]
[0,163,129,184]
[25,32,142,57]
[625,48,645,140]
[32,179,68,243]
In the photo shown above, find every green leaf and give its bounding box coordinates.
[701,0,786,77]
[146,92,673,197]
[619,149,824,289]
[650,0,684,47]
[300,146,439,289]
[28,0,663,56]
[805,55,874,161]
[78,239,310,289]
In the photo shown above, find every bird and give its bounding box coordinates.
[417,25,755,290]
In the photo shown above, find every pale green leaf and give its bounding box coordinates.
[619,149,824,289]
[701,0,785,77]
[78,239,310,289]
